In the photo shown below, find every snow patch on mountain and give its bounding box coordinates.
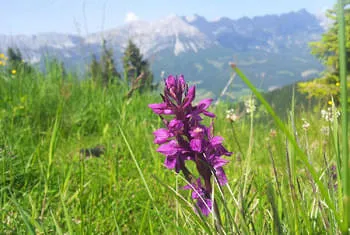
[85,14,212,56]
[174,34,185,55]
[185,15,198,23]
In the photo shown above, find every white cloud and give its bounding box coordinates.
[125,12,139,23]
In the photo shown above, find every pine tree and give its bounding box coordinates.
[7,47,22,73]
[7,47,33,74]
[123,40,153,92]
[298,4,350,103]
[7,47,22,63]
[100,40,120,86]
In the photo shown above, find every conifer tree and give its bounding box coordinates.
[7,48,22,63]
[100,40,120,86]
[298,4,350,103]
[123,40,153,92]
[88,40,121,87]
[7,47,33,74]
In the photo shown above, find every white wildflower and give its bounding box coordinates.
[302,118,310,131]
[244,97,256,114]
[321,107,341,122]
[226,109,240,122]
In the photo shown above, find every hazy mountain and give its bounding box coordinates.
[0,9,325,98]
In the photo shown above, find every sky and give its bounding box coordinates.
[1,0,335,35]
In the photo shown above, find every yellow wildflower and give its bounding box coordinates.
[0,53,4,59]
[328,100,333,105]
[11,69,16,75]
[336,82,340,87]
[0,61,2,66]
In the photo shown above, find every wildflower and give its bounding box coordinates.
[336,82,340,87]
[321,107,340,122]
[0,53,4,59]
[244,97,256,114]
[226,109,240,122]
[149,75,232,216]
[302,118,310,131]
[328,100,333,105]
[0,61,2,66]
[11,69,16,75]
[321,109,328,120]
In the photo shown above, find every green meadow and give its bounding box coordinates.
[0,61,348,234]
[0,1,350,234]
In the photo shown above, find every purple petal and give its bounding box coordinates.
[183,178,203,199]
[184,178,199,190]
[164,155,177,169]
[192,190,201,199]
[197,198,212,216]
[189,127,205,138]
[157,140,180,156]
[178,75,185,86]
[212,156,229,168]
[216,145,232,156]
[168,119,184,132]
[183,86,196,108]
[203,110,216,118]
[186,112,203,121]
[198,98,213,110]
[190,139,202,152]
[153,128,171,144]
[183,184,192,190]
[165,75,176,89]
[178,75,186,92]
[210,136,224,146]
[148,103,173,115]
[215,167,228,185]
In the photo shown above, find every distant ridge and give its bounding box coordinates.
[0,9,325,98]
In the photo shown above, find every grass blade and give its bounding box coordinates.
[231,64,342,226]
[337,0,350,232]
[117,124,166,231]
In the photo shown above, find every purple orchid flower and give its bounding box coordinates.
[149,75,232,216]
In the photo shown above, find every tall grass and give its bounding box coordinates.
[0,58,349,233]
[227,1,350,233]
[0,2,349,232]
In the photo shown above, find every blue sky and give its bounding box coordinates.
[1,0,335,35]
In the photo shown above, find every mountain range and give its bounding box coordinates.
[0,9,326,99]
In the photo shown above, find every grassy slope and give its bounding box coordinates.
[0,67,347,233]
